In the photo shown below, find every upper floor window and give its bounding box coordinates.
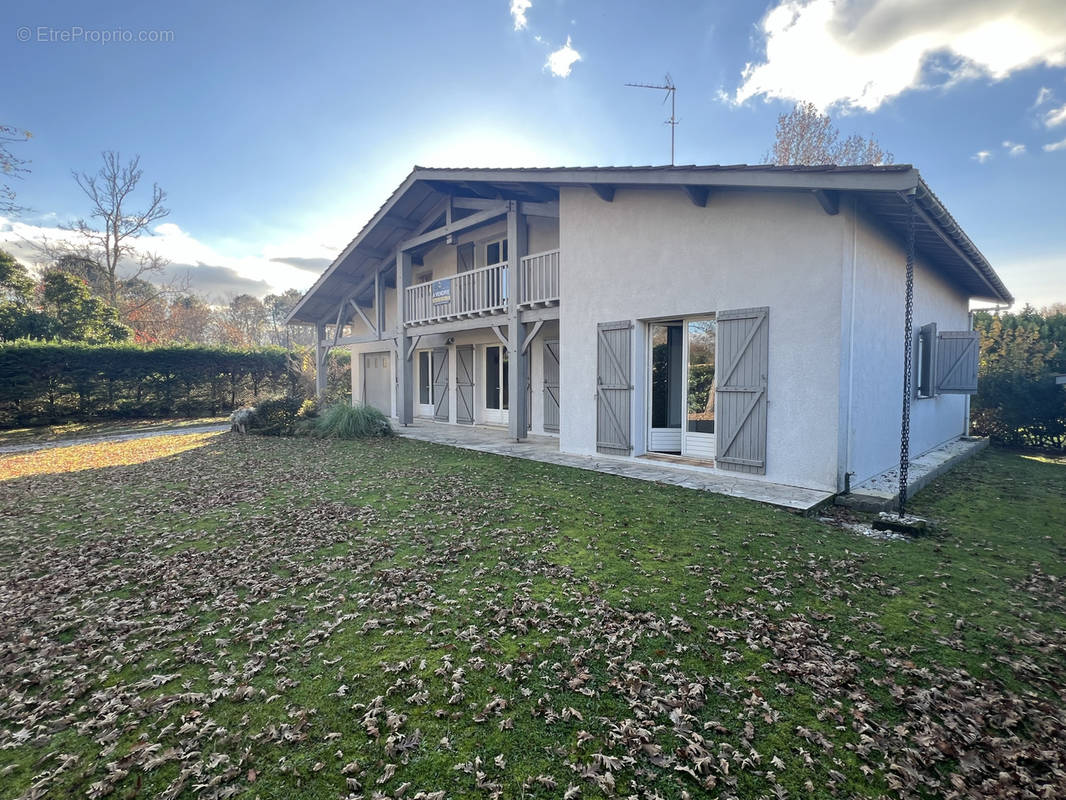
[484,238,508,266]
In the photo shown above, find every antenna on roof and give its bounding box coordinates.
[625,74,677,165]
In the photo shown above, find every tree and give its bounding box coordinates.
[39,272,130,343]
[0,249,33,301]
[33,152,170,308]
[220,294,268,346]
[768,102,893,166]
[971,307,1065,449]
[264,288,314,348]
[0,125,32,217]
[166,295,215,344]
[0,249,50,341]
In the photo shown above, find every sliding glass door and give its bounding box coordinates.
[647,317,717,461]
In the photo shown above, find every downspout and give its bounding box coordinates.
[897,194,917,517]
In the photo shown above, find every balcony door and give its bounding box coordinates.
[647,317,717,461]
[482,344,509,425]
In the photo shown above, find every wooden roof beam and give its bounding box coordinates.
[813,189,840,215]
[683,185,710,207]
[589,183,615,202]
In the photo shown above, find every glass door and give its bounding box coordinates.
[482,344,509,425]
[646,317,717,461]
[682,319,717,460]
[648,322,683,453]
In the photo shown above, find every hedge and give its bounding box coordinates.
[0,342,350,427]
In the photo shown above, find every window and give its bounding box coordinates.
[916,322,937,398]
[418,350,432,405]
[415,270,432,285]
[485,238,508,266]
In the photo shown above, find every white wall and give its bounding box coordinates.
[558,186,847,492]
[845,208,970,485]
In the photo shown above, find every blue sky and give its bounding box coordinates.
[2,0,1065,307]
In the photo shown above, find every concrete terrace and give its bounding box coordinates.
[394,420,833,512]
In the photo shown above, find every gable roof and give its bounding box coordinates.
[286,164,1012,324]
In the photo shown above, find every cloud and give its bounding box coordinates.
[971,150,992,163]
[1003,140,1027,156]
[546,36,581,77]
[0,217,334,301]
[1045,103,1066,127]
[269,255,332,273]
[734,0,1066,111]
[163,263,272,298]
[1044,136,1066,151]
[510,0,532,31]
[1033,86,1054,107]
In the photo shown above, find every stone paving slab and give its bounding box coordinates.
[837,436,989,512]
[394,420,833,512]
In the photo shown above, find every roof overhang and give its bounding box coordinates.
[286,164,1011,324]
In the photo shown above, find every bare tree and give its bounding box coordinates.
[768,102,893,166]
[62,151,170,306]
[1,125,32,217]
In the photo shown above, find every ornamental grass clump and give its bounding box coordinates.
[312,402,393,439]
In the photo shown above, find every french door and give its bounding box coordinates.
[648,318,717,460]
[482,344,509,425]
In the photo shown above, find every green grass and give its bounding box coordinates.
[0,416,227,446]
[0,437,1063,799]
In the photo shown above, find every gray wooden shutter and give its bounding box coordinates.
[433,347,449,421]
[455,345,474,424]
[596,321,633,454]
[715,307,769,475]
[543,339,560,433]
[936,330,979,394]
[457,242,475,273]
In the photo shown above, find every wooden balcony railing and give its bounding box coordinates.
[404,262,507,325]
[403,248,561,325]
[518,248,560,307]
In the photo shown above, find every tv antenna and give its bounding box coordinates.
[625,74,677,165]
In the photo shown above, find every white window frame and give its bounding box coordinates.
[483,236,508,266]
[916,322,937,399]
[481,343,509,425]
[417,349,436,416]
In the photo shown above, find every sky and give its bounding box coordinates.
[2,0,1065,308]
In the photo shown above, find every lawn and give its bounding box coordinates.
[0,435,1063,799]
[0,417,228,448]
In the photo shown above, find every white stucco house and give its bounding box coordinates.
[286,165,1011,496]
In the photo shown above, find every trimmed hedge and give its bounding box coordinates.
[0,342,304,426]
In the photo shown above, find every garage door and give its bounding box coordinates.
[362,352,391,415]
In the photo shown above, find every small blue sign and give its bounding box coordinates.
[432,279,451,305]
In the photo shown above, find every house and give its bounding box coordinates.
[285,165,1012,496]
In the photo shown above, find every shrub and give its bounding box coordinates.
[312,402,393,439]
[0,341,297,427]
[245,395,304,436]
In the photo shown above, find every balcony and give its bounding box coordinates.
[404,248,559,326]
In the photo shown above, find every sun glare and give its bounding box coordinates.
[0,432,223,481]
